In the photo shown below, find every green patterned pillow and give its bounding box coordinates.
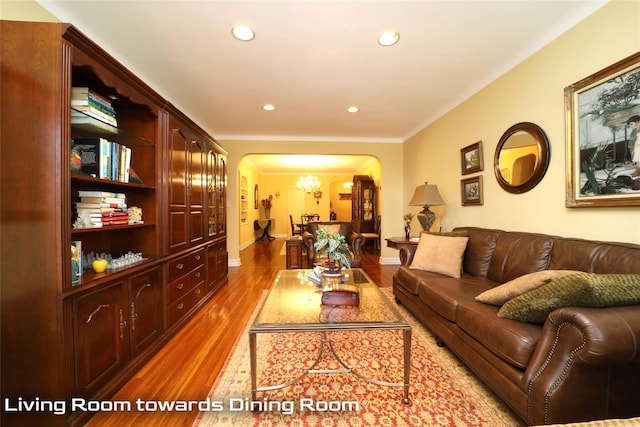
[498,273,640,324]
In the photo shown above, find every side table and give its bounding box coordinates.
[285,238,304,269]
[254,218,275,241]
[386,236,420,250]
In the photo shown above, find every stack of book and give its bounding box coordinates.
[75,191,128,228]
[71,87,117,127]
[72,137,141,184]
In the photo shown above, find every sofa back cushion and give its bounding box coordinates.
[550,237,640,274]
[486,232,553,283]
[305,221,352,237]
[454,227,500,278]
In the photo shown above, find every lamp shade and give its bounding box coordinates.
[409,183,444,207]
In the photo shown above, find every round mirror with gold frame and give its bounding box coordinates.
[494,122,550,194]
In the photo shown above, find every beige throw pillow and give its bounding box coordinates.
[409,233,469,278]
[475,270,579,306]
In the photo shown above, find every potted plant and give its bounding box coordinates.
[313,227,353,276]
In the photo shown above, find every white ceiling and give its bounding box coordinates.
[37,0,607,147]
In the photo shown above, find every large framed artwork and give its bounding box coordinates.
[565,52,640,207]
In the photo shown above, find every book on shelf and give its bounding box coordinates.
[127,167,144,185]
[72,138,110,179]
[71,91,116,113]
[79,196,127,206]
[72,87,116,119]
[72,138,133,183]
[77,190,126,198]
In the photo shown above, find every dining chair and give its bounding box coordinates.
[360,215,381,252]
[289,214,301,236]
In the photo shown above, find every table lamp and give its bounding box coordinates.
[408,182,444,231]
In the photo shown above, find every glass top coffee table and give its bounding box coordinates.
[249,268,411,405]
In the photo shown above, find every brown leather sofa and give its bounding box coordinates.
[392,227,640,426]
[302,221,365,268]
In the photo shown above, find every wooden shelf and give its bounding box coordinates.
[71,173,155,190]
[71,222,154,234]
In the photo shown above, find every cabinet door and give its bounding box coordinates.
[207,149,217,238]
[216,155,227,235]
[215,240,228,283]
[189,138,205,246]
[168,122,189,253]
[72,282,128,398]
[206,243,216,291]
[128,267,162,358]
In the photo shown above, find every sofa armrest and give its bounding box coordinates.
[398,245,418,266]
[347,232,365,255]
[523,305,640,424]
[302,232,317,263]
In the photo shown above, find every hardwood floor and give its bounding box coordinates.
[85,240,399,426]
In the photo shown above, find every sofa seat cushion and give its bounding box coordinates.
[457,300,542,369]
[395,266,448,295]
[417,276,495,322]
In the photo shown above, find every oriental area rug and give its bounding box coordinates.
[193,288,522,427]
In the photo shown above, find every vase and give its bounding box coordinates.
[321,270,343,286]
[265,208,271,218]
[404,224,411,239]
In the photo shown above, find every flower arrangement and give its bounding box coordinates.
[314,227,353,273]
[261,194,273,209]
[403,212,415,225]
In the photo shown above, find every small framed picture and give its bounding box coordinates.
[461,176,483,206]
[460,141,484,175]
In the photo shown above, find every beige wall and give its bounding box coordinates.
[403,0,640,246]
[1,0,58,21]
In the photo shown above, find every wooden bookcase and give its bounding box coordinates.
[1,21,228,426]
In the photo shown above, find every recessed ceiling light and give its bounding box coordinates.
[378,31,400,47]
[347,106,360,113]
[262,104,276,111]
[232,25,255,41]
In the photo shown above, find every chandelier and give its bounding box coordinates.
[297,175,321,193]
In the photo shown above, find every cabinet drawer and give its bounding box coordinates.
[167,275,192,304]
[191,283,205,306]
[191,264,205,287]
[168,294,194,326]
[167,254,189,282]
[190,248,205,269]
